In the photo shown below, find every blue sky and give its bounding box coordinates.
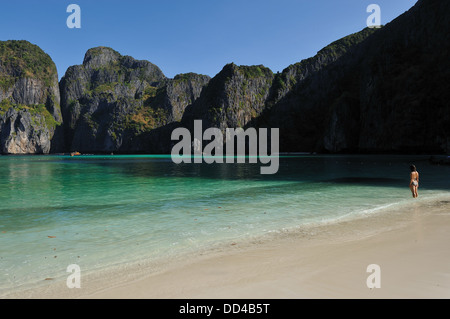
[0,0,416,79]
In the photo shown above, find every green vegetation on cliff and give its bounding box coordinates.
[124,86,169,134]
[0,99,59,130]
[86,46,120,59]
[174,72,209,83]
[0,40,57,88]
[124,105,168,134]
[317,27,380,58]
[0,75,15,92]
[238,65,273,79]
[0,40,62,154]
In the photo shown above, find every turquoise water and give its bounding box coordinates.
[1,154,449,294]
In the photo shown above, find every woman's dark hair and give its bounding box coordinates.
[410,165,417,172]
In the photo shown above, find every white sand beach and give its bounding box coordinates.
[7,194,449,299]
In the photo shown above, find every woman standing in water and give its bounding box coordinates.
[410,165,419,198]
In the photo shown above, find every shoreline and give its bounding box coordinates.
[4,194,450,299]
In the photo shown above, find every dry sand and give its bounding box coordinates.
[5,195,450,299]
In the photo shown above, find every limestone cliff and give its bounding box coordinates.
[2,0,449,155]
[59,47,210,153]
[269,0,449,153]
[183,63,274,134]
[0,40,62,154]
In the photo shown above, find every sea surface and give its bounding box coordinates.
[1,154,449,295]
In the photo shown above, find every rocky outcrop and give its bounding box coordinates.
[0,40,62,154]
[346,0,450,153]
[176,28,378,151]
[0,108,54,154]
[269,27,379,106]
[59,47,210,153]
[163,73,211,122]
[59,47,166,153]
[258,0,450,154]
[183,63,274,133]
[246,28,379,152]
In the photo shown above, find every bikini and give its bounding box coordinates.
[411,173,418,187]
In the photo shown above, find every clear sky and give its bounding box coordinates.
[0,0,416,79]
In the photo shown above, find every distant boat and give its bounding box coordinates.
[70,152,81,157]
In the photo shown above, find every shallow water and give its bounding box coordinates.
[1,154,449,294]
